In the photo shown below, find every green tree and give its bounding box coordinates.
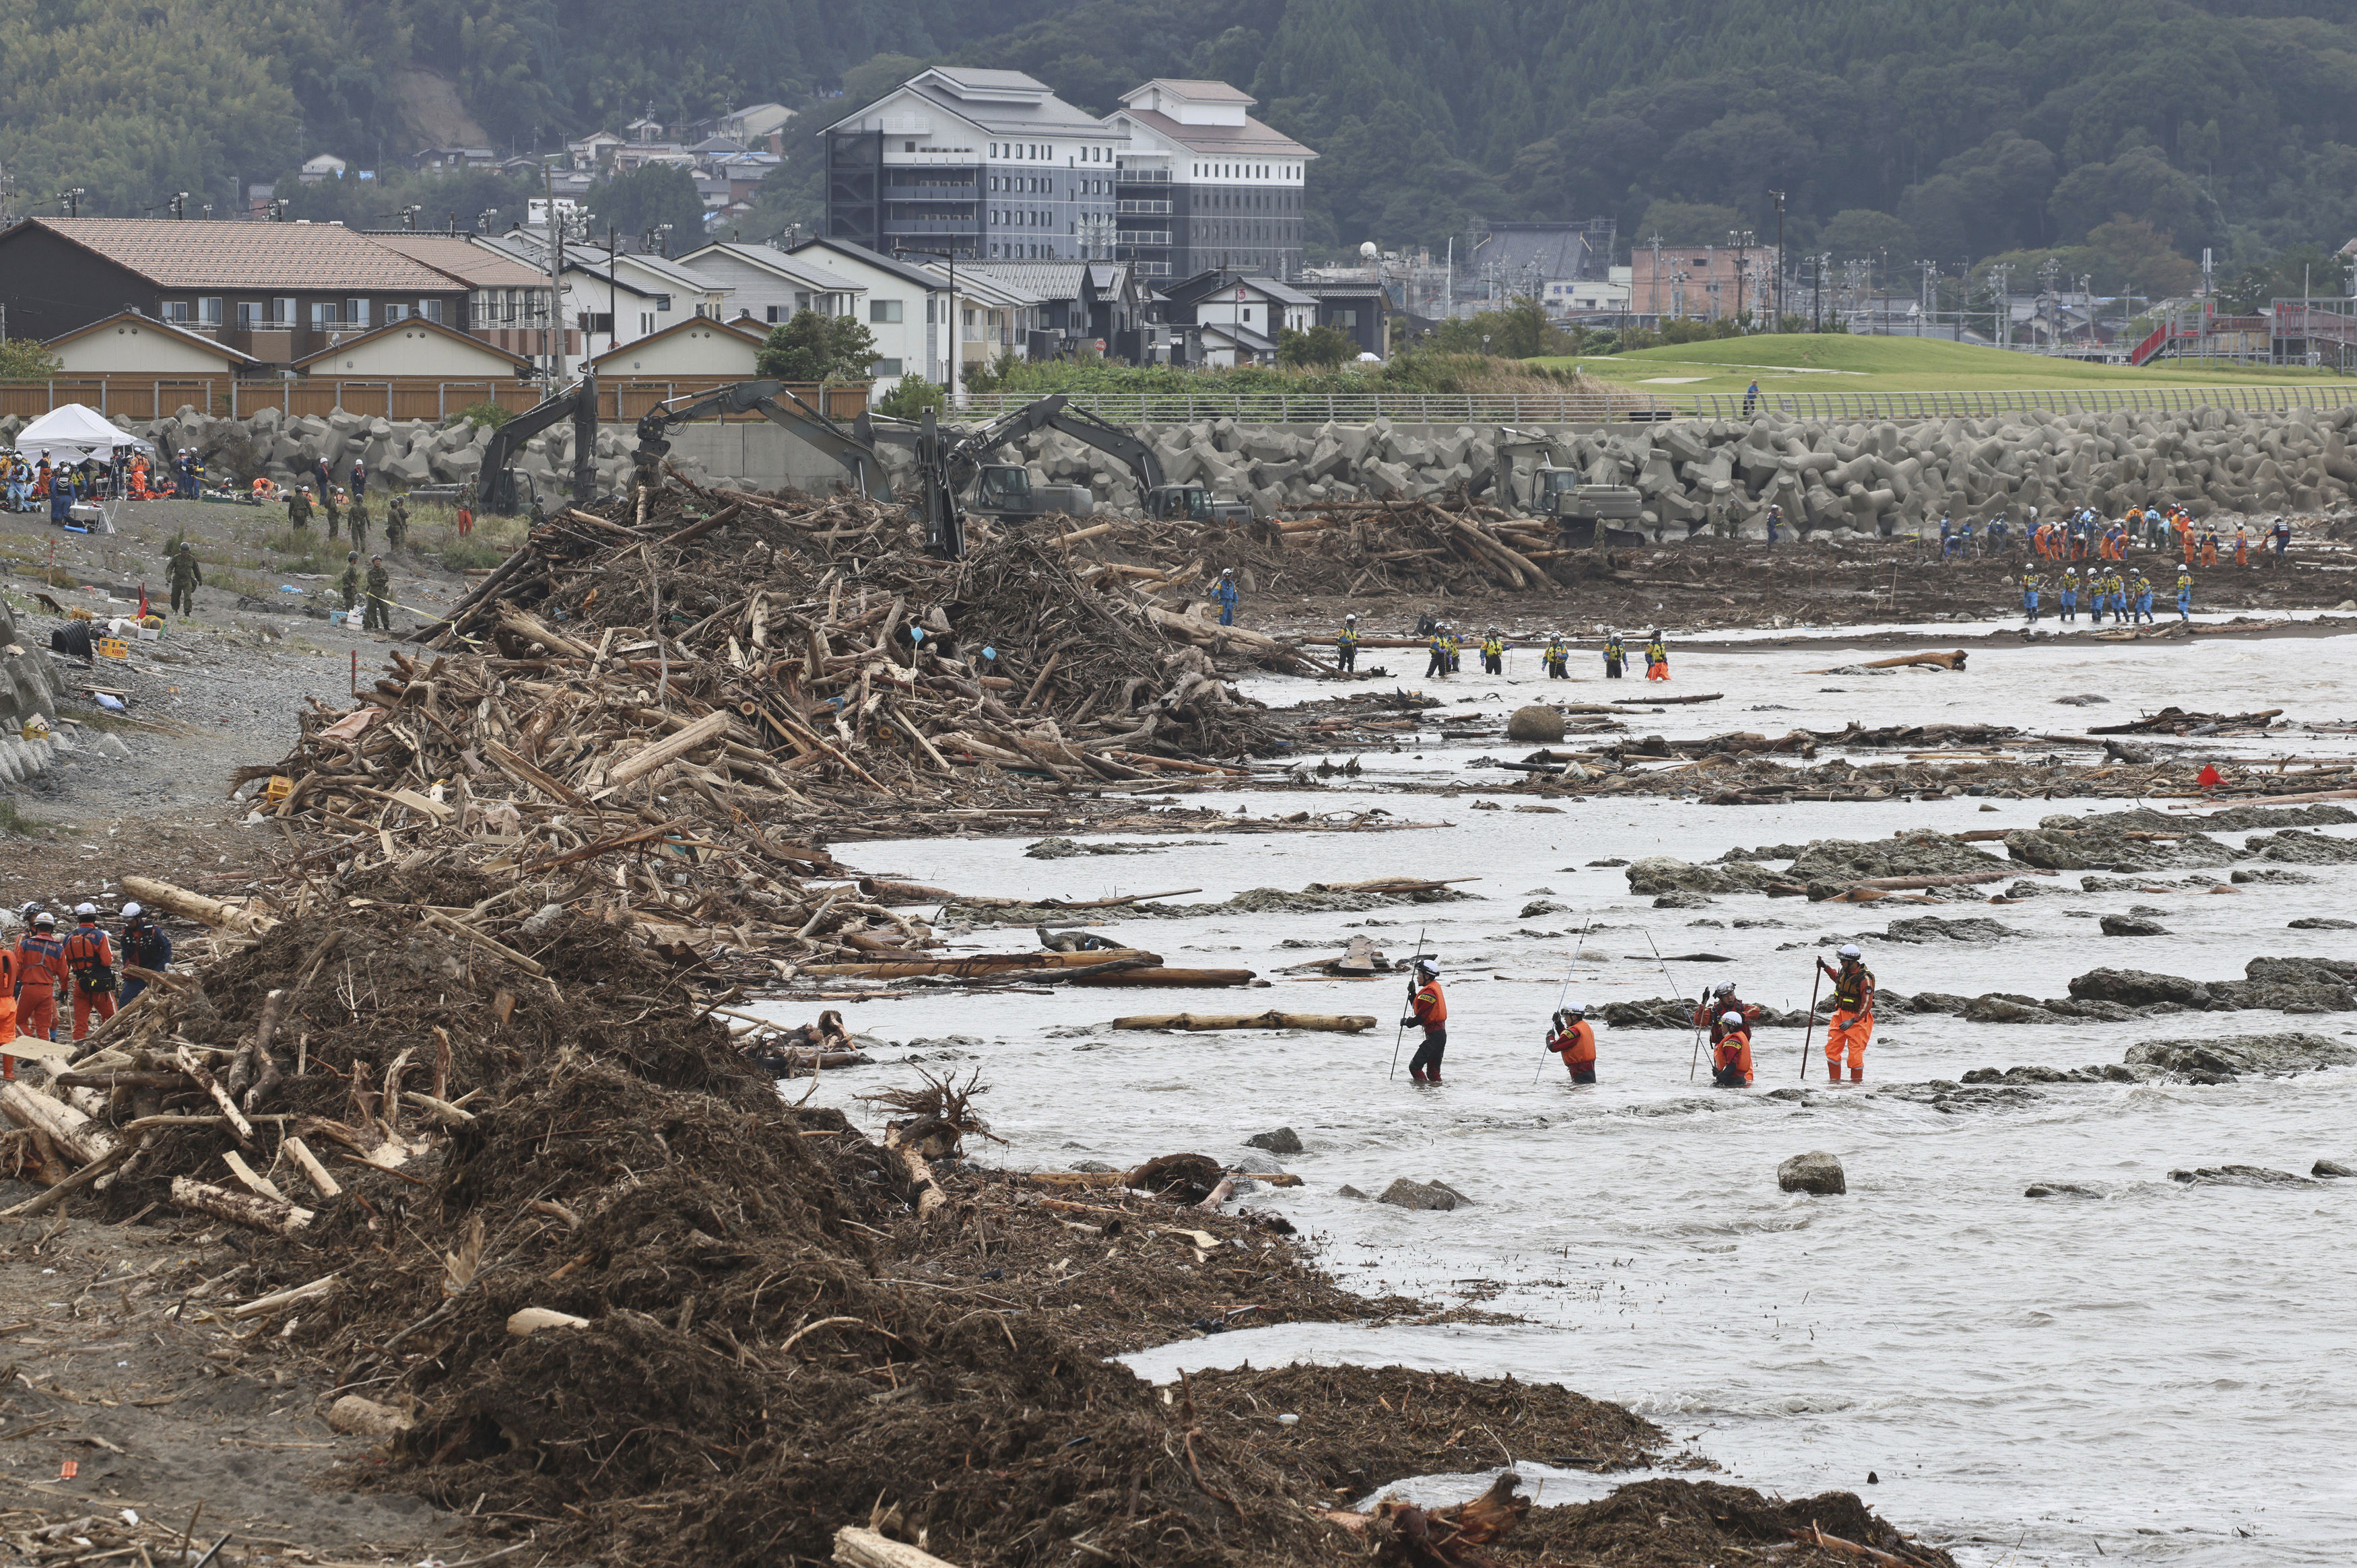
[1277,323,1358,367]
[0,341,61,379]
[2083,216,2200,299]
[756,310,879,381]
[586,164,706,250]
[1818,209,1916,263]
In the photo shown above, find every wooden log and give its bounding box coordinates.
[176,1045,256,1145]
[603,709,731,787]
[222,1150,287,1203]
[169,1176,312,1235]
[1109,1011,1377,1033]
[507,1307,591,1336]
[883,1127,948,1223]
[420,909,548,978]
[0,1081,115,1165]
[0,1143,131,1218]
[284,1136,343,1200]
[227,1273,339,1321]
[799,949,1160,979]
[1805,650,1969,675]
[1061,967,1257,988]
[833,1526,966,1568]
[121,875,277,935]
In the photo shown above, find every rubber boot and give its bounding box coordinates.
[1850,1067,1863,1083]
[1426,1072,1442,1086]
[1826,1062,1841,1083]
[1409,1068,1427,1085]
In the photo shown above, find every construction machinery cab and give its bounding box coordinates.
[1145,483,1253,527]
[977,463,1032,510]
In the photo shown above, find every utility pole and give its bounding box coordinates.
[607,224,620,352]
[1987,262,2014,350]
[1768,191,1785,331]
[1917,259,1938,338]
[542,164,566,386]
[1647,232,1664,318]
[1729,229,1754,324]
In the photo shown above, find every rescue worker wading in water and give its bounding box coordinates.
[1817,943,1875,1082]
[1335,613,1360,673]
[1710,1012,1754,1087]
[1547,1005,1596,1083]
[1644,629,1669,681]
[1402,958,1447,1085]
[1602,628,1626,679]
[1694,979,1760,1044]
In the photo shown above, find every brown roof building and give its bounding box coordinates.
[1105,81,1316,281]
[0,217,482,368]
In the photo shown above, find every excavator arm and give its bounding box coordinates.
[937,392,1168,491]
[632,380,887,500]
[477,374,600,513]
[1476,425,1554,510]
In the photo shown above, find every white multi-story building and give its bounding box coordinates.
[1102,79,1315,281]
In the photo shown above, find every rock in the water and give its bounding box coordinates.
[1777,1151,1847,1195]
[1506,705,1566,743]
[2288,917,2357,930]
[1337,1184,1369,1200]
[2024,1182,2105,1198]
[2124,1031,2357,1078]
[2231,868,2316,885]
[2067,967,2211,1007]
[2168,1165,2318,1188]
[2312,1159,2354,1178]
[1379,1177,1471,1211]
[1244,1126,1303,1155]
[1229,1150,1288,1175]
[2099,914,2170,936]
[2246,829,2357,864]
[1653,891,1715,909]
[1521,899,1570,918]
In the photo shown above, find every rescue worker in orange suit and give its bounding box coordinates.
[1547,1004,1597,1084]
[1401,957,1447,1085]
[1817,942,1876,1083]
[2199,526,2220,568]
[0,937,15,1079]
[1644,629,1670,681]
[1710,1012,1754,1087]
[1694,979,1760,1046]
[63,903,117,1041]
[16,912,65,1044]
[2233,525,2249,567]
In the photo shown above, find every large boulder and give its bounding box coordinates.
[1506,706,1565,743]
[1777,1152,1846,1195]
[1624,857,1785,896]
[1379,1178,1470,1211]
[2067,967,2212,1007]
[2124,1031,2357,1078]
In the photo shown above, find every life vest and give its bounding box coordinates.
[1647,639,1667,664]
[1831,963,1873,1013]
[1603,636,1625,662]
[1409,980,1447,1029]
[17,934,63,993]
[1544,641,1567,664]
[1480,636,1503,658]
[1335,627,1358,649]
[1549,1021,1595,1068]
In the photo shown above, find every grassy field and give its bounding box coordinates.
[1531,335,2350,397]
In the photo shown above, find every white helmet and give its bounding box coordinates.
[73,902,95,917]
[1839,943,1863,960]
[33,912,53,928]
[1719,1011,1746,1029]
[1344,612,1358,622]
[1713,980,1736,997]
[122,902,143,918]
[1414,957,1439,977]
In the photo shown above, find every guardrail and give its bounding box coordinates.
[956,382,2357,426]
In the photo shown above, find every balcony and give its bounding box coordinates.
[1115,199,1172,215]
[1116,230,1171,246]
[1115,168,1170,184]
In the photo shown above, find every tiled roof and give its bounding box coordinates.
[365,234,552,289]
[18,217,461,291]
[1119,108,1315,158]
[1125,79,1256,104]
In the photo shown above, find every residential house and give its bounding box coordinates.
[366,232,562,363]
[1541,268,1631,316]
[710,102,795,149]
[1474,221,1615,296]
[966,259,1150,359]
[0,217,469,366]
[925,265,1042,373]
[298,154,349,184]
[1103,80,1315,281]
[480,230,731,354]
[566,131,626,170]
[783,238,959,395]
[290,315,536,380]
[1296,279,1390,358]
[624,115,667,144]
[587,316,771,380]
[410,146,496,175]
[1158,271,1314,365]
[44,310,262,376]
[673,242,867,329]
[819,67,1125,265]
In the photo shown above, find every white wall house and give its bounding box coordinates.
[673,243,867,331]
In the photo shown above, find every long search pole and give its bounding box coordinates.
[1535,913,1595,1085]
[1640,929,1705,1081]
[1387,927,1428,1081]
[1799,962,1825,1081]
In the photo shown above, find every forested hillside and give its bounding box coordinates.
[3,0,2352,281]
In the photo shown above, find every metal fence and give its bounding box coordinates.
[956,382,2357,427]
[0,378,870,425]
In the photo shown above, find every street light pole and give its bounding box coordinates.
[1768,191,1785,331]
[895,244,960,407]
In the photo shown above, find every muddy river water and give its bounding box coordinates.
[783,619,2357,1567]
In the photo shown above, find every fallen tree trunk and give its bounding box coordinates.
[120,875,278,936]
[169,1176,312,1235]
[0,1081,117,1166]
[800,949,1160,979]
[1109,1011,1377,1033]
[833,1526,966,1568]
[1805,650,1969,674]
[1062,967,1257,988]
[1810,867,2044,899]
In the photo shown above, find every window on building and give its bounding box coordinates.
[873,357,902,376]
[871,299,903,324]
[904,140,917,152]
[653,294,672,312]
[794,291,812,312]
[235,300,261,328]
[385,303,409,322]
[160,300,189,322]
[309,301,340,327]
[420,299,444,323]
[1337,310,1357,327]
[197,298,222,325]
[347,298,371,329]
[640,312,655,335]
[273,297,295,325]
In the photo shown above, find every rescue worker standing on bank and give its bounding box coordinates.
[1710,1012,1754,1087]
[1603,627,1626,679]
[2022,569,2043,623]
[1817,943,1875,1082]
[1402,957,1447,1085]
[1210,568,1239,626]
[1644,629,1669,681]
[118,903,170,1006]
[0,932,14,1077]
[363,554,393,633]
[1335,613,1359,673]
[1548,1004,1597,1083]
[64,904,117,1041]
[167,543,202,617]
[16,912,65,1044]
[323,485,341,539]
[2177,570,2194,622]
[349,490,372,556]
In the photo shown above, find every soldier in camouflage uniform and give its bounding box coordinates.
[383,492,409,553]
[347,491,370,556]
[362,555,392,632]
[287,485,312,530]
[166,543,202,617]
[339,551,360,613]
[323,487,341,539]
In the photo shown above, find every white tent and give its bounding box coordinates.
[12,404,151,465]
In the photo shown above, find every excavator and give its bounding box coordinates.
[874,393,1252,527]
[1481,424,1644,547]
[477,373,603,514]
